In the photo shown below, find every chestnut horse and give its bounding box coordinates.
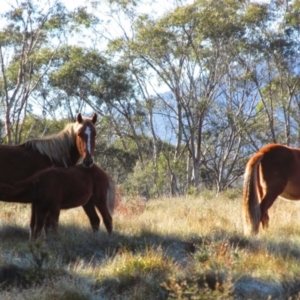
[243,143,300,235]
[0,164,115,239]
[0,113,97,230]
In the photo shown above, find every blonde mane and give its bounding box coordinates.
[24,123,80,167]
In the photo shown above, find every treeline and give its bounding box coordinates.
[0,0,300,197]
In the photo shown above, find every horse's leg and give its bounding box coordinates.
[44,209,60,236]
[82,200,100,232]
[31,205,49,240]
[257,159,288,230]
[260,190,284,229]
[256,173,271,229]
[94,195,113,234]
[29,204,36,239]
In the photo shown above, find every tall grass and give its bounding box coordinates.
[1,191,300,299]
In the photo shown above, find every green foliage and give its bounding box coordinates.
[7,8,24,21]
[192,0,245,40]
[96,143,138,183]
[28,240,52,269]
[121,149,188,198]
[222,188,242,201]
[187,186,198,197]
[71,7,97,27]
[156,152,187,194]
[101,248,170,278]
[32,48,57,65]
[156,154,169,193]
[285,0,300,27]
[243,4,268,24]
[18,114,70,143]
[123,160,156,198]
[194,247,210,263]
[49,46,105,94]
[49,45,133,102]
[200,189,218,200]
[44,14,65,30]
[106,0,138,10]
[96,248,170,299]
[134,18,175,57]
[107,37,125,53]
[4,60,19,87]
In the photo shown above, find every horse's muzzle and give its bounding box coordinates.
[82,157,94,168]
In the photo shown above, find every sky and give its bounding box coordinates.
[1,0,82,11]
[0,0,271,11]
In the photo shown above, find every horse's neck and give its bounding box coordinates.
[24,134,81,167]
[50,143,82,167]
[67,145,82,166]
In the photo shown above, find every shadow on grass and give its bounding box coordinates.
[0,223,29,241]
[1,223,300,267]
[206,228,300,260]
[2,224,300,298]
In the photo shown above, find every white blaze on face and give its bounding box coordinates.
[85,126,92,153]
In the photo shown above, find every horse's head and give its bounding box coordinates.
[74,113,97,168]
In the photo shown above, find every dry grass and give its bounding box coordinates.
[1,191,300,299]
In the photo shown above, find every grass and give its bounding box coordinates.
[1,191,300,298]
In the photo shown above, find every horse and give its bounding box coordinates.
[0,164,115,239]
[243,143,300,235]
[0,113,98,231]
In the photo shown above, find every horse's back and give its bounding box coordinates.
[256,144,300,199]
[59,167,95,208]
[91,165,110,187]
[0,144,51,182]
[23,166,93,208]
[258,144,298,175]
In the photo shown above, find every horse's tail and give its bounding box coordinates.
[107,176,115,215]
[243,152,264,235]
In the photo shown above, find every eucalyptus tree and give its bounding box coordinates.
[269,0,300,146]
[104,0,269,193]
[234,0,300,147]
[0,0,96,144]
[57,0,299,196]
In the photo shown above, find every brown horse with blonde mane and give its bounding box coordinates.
[0,113,98,231]
[0,164,115,239]
[243,143,300,235]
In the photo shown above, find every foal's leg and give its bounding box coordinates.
[93,195,113,234]
[31,205,49,240]
[44,210,60,235]
[30,204,36,239]
[82,200,100,232]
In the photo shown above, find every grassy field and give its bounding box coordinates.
[1,189,300,299]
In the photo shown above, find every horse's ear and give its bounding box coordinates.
[91,113,97,124]
[76,113,83,123]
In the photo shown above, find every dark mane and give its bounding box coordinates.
[24,123,77,167]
